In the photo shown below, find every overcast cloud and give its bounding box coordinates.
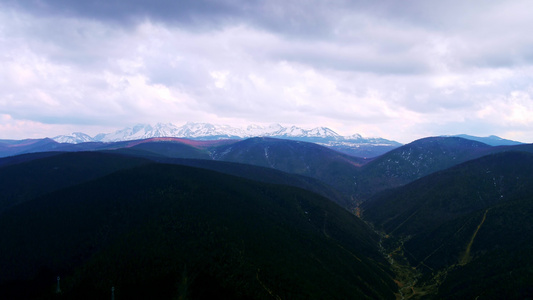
[1,0,533,143]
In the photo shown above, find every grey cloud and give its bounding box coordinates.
[4,0,374,38]
[4,0,237,27]
[9,0,533,72]
[275,46,430,75]
[458,39,533,69]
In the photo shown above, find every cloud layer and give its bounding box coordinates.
[1,0,533,142]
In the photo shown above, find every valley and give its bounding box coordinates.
[0,135,532,299]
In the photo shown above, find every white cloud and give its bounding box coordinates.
[478,90,533,126]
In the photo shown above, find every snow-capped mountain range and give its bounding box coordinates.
[53,122,401,147]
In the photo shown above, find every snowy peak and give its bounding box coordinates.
[93,123,178,142]
[172,122,246,139]
[245,124,284,136]
[52,122,400,149]
[345,133,363,140]
[53,132,93,144]
[307,127,339,137]
[91,123,345,142]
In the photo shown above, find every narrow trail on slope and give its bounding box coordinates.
[460,209,489,265]
[256,268,281,300]
[322,211,330,238]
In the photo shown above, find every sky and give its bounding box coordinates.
[1,0,533,143]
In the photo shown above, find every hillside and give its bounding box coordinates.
[0,152,151,214]
[0,138,62,157]
[211,137,367,208]
[3,136,531,210]
[0,149,350,212]
[154,157,350,208]
[361,151,533,298]
[106,137,533,209]
[352,137,493,200]
[0,163,396,299]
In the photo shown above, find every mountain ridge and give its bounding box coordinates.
[51,122,403,157]
[53,122,400,145]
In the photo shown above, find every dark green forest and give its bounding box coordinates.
[1,136,533,299]
[0,155,395,299]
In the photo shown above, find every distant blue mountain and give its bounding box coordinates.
[449,134,522,146]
